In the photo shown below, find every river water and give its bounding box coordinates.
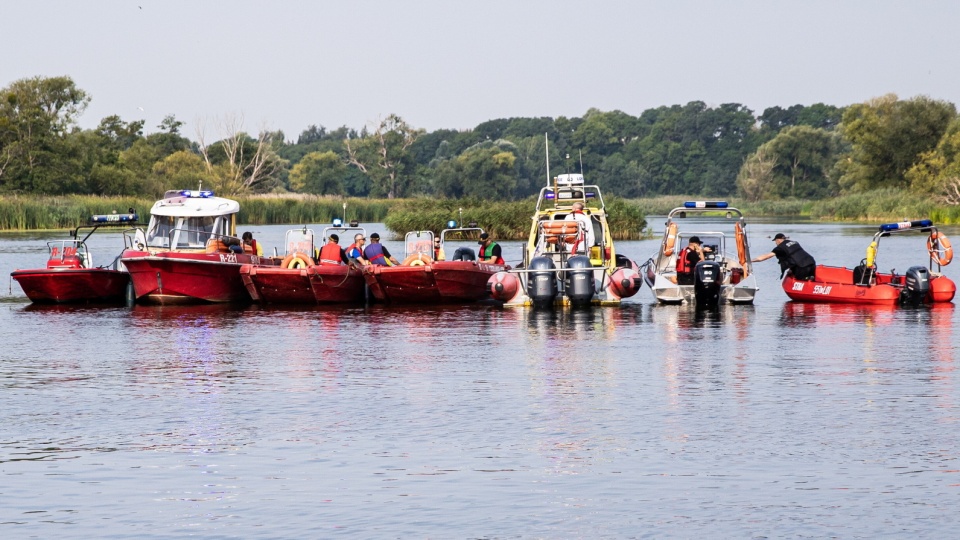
[2,220,959,538]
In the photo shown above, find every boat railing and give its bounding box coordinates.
[47,239,92,268]
[535,184,605,212]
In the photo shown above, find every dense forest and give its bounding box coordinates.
[2,75,960,206]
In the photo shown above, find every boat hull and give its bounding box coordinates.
[643,267,759,305]
[308,265,367,303]
[122,250,269,304]
[364,261,504,303]
[240,264,315,304]
[11,268,130,304]
[782,265,956,305]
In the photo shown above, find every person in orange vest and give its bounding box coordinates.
[317,234,349,266]
[346,233,368,263]
[242,231,263,256]
[676,236,706,285]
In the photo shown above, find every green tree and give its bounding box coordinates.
[838,94,956,191]
[906,118,960,203]
[289,151,345,195]
[345,114,422,198]
[736,146,778,202]
[0,75,90,193]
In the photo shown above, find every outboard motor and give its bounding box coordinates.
[453,247,476,261]
[693,260,723,308]
[564,255,595,307]
[899,265,931,306]
[527,256,559,307]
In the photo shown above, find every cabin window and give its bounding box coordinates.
[145,216,175,247]
[175,216,217,248]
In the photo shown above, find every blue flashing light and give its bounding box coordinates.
[585,192,596,198]
[544,191,556,200]
[179,189,214,198]
[332,218,343,227]
[879,219,933,232]
[447,220,457,228]
[91,213,138,223]
[684,201,728,209]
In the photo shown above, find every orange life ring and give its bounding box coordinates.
[663,222,678,257]
[735,221,748,267]
[402,253,433,266]
[282,252,316,269]
[928,232,953,266]
[541,220,578,244]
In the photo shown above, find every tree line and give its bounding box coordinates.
[2,75,959,205]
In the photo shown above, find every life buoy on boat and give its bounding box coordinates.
[541,220,578,244]
[734,222,747,267]
[402,253,433,266]
[928,232,954,266]
[663,222,678,257]
[282,252,315,269]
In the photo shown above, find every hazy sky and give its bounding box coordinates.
[4,0,959,140]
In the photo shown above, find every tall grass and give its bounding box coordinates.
[235,195,393,225]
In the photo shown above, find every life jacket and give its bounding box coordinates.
[318,243,343,266]
[676,246,698,274]
[778,240,816,270]
[364,243,388,266]
[251,239,262,256]
[346,243,363,259]
[482,242,504,265]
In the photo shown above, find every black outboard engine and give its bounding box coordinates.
[453,247,476,261]
[693,260,723,308]
[527,256,559,307]
[564,255,595,307]
[899,265,931,306]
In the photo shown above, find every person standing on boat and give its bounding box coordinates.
[565,202,594,254]
[363,233,399,266]
[242,231,263,256]
[317,234,349,266]
[477,232,504,264]
[346,233,368,263]
[753,233,817,280]
[675,236,706,285]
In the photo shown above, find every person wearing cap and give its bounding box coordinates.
[363,232,399,266]
[477,232,504,264]
[675,235,706,285]
[564,201,594,254]
[317,233,349,266]
[346,233,368,264]
[753,233,817,280]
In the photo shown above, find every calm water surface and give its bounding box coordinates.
[2,221,959,538]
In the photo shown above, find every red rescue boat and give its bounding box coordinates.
[364,227,509,303]
[11,213,138,304]
[121,189,274,304]
[782,219,956,305]
[241,225,367,304]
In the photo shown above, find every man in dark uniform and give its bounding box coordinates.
[753,233,817,280]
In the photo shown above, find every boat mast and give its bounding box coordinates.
[544,132,550,187]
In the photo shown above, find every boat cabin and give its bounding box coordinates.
[142,190,239,250]
[528,173,615,269]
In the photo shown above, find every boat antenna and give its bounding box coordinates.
[544,132,550,187]
[579,150,584,174]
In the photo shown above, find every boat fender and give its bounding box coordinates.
[865,241,878,268]
[402,253,433,266]
[735,222,748,268]
[282,252,315,269]
[928,232,953,266]
[663,222,678,257]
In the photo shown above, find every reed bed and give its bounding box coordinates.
[3,191,958,232]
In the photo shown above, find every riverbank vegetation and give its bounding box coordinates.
[3,76,960,230]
